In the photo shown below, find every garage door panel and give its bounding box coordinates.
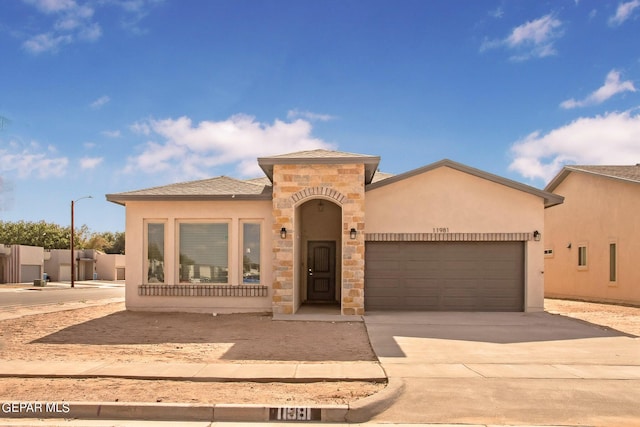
[404,298,440,309]
[365,242,524,311]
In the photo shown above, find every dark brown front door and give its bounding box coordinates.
[307,241,336,302]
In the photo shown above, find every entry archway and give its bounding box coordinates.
[296,198,342,311]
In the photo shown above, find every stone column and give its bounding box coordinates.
[271,163,366,315]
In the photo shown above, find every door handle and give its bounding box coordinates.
[308,268,313,276]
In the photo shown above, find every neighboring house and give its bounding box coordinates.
[96,251,126,281]
[45,249,97,281]
[0,244,46,284]
[544,165,640,306]
[106,149,563,315]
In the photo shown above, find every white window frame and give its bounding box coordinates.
[144,220,167,284]
[176,220,231,285]
[577,242,588,270]
[609,239,618,285]
[239,220,263,285]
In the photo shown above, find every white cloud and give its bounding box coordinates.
[489,7,504,19]
[23,0,77,13]
[102,130,121,138]
[79,22,102,41]
[22,0,102,55]
[509,109,640,182]
[130,121,151,135]
[0,141,68,179]
[561,70,636,109]
[79,156,103,169]
[23,32,72,54]
[609,0,640,26]
[481,14,563,61]
[287,109,336,122]
[124,113,335,179]
[90,95,110,109]
[19,1,162,54]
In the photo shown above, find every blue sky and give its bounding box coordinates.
[1,0,639,233]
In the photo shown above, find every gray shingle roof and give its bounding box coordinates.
[370,171,395,183]
[106,176,271,205]
[263,149,378,159]
[545,164,640,192]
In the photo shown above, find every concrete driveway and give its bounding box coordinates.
[364,311,640,426]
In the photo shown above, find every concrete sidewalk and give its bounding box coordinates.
[0,360,386,382]
[0,359,397,423]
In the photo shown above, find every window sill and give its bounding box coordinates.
[139,284,268,297]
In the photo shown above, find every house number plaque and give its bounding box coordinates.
[269,407,321,421]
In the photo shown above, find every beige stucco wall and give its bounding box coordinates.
[365,166,546,312]
[3,245,45,283]
[96,252,125,281]
[124,200,273,313]
[545,172,640,305]
[44,249,71,282]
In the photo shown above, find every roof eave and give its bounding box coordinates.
[547,166,640,193]
[105,193,273,204]
[257,156,381,184]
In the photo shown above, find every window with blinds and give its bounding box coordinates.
[242,223,261,284]
[179,223,229,284]
[147,223,165,283]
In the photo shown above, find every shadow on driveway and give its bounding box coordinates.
[364,311,637,360]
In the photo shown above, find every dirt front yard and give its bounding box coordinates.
[0,298,637,405]
[0,302,383,405]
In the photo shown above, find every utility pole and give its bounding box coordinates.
[71,196,92,288]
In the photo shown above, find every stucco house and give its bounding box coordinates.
[106,149,563,315]
[544,165,640,306]
[0,244,47,284]
[45,249,125,282]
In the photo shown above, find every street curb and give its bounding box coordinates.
[0,401,349,422]
[0,380,397,423]
[346,377,405,422]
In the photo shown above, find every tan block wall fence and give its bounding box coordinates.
[271,163,366,315]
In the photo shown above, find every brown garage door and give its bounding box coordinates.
[365,241,524,311]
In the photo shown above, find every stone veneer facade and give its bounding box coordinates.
[271,163,366,315]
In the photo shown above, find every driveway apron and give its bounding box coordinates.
[364,311,640,426]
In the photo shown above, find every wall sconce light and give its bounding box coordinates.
[533,230,541,241]
[567,243,572,249]
[280,227,287,239]
[350,228,357,240]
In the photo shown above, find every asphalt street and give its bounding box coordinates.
[0,285,124,309]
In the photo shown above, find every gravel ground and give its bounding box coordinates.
[545,298,640,336]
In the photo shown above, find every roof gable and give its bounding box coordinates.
[366,159,564,208]
[546,164,640,192]
[258,149,381,184]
